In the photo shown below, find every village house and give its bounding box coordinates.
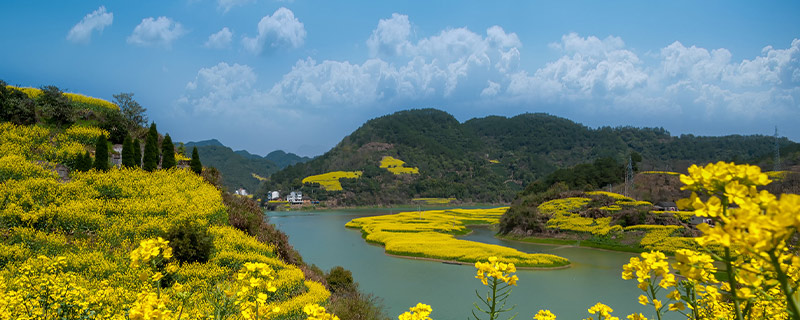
[234,188,249,196]
[653,201,678,211]
[287,191,303,204]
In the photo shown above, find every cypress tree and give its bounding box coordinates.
[76,151,92,172]
[132,138,142,168]
[190,146,202,174]
[161,134,176,169]
[143,123,159,171]
[121,136,134,168]
[93,134,110,171]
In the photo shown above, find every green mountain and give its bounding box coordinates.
[265,150,313,168]
[185,140,279,193]
[258,109,797,206]
[184,140,313,194]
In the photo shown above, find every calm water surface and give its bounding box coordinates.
[269,209,672,319]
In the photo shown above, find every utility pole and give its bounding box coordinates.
[774,126,781,171]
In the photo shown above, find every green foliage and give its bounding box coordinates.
[112,92,147,134]
[184,141,275,192]
[92,134,109,171]
[161,134,176,169]
[165,220,213,263]
[132,138,142,168]
[97,108,128,144]
[190,146,202,174]
[121,136,135,168]
[326,266,356,295]
[0,82,37,125]
[74,151,93,172]
[143,123,159,171]
[262,109,790,206]
[38,85,75,128]
[525,157,625,194]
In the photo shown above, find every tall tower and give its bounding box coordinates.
[774,126,781,171]
[625,155,634,197]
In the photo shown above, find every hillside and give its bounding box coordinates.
[185,140,278,193]
[258,109,797,206]
[184,139,312,193]
[0,85,334,318]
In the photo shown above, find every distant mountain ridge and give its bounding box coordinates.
[258,108,797,206]
[184,140,311,193]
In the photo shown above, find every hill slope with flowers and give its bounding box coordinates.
[0,124,330,317]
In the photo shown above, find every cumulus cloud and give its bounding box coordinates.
[242,7,306,54]
[260,13,524,107]
[127,17,185,48]
[183,13,800,140]
[367,13,412,57]
[180,62,261,115]
[205,27,233,49]
[66,6,113,44]
[481,81,501,97]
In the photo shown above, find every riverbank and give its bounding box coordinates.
[497,234,648,254]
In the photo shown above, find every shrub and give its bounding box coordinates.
[165,220,213,264]
[326,266,356,295]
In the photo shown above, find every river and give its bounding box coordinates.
[269,209,671,319]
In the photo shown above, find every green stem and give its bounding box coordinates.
[769,251,800,320]
[649,282,662,320]
[723,246,744,320]
[490,278,498,320]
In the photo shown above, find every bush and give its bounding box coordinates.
[326,266,356,295]
[165,220,213,264]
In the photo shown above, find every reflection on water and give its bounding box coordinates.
[269,210,676,320]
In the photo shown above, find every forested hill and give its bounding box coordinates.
[184,140,312,193]
[257,108,796,205]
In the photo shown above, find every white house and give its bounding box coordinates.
[287,191,303,204]
[235,188,249,196]
[267,191,281,201]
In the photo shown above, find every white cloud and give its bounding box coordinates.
[217,0,254,13]
[183,13,800,136]
[242,7,306,54]
[481,81,501,97]
[205,27,233,49]
[181,62,260,115]
[66,6,113,44]
[127,17,185,48]
[367,13,412,57]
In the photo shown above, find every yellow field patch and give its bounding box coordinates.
[302,170,363,191]
[346,207,570,268]
[379,156,419,175]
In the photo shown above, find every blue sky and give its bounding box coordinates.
[2,1,799,156]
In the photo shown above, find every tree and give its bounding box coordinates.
[630,151,642,172]
[161,134,176,169]
[98,109,129,144]
[143,123,159,171]
[73,151,93,172]
[132,138,142,168]
[38,85,74,127]
[113,93,148,133]
[0,82,36,125]
[122,136,135,168]
[190,146,202,174]
[93,133,110,171]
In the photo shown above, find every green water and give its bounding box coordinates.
[269,209,670,319]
